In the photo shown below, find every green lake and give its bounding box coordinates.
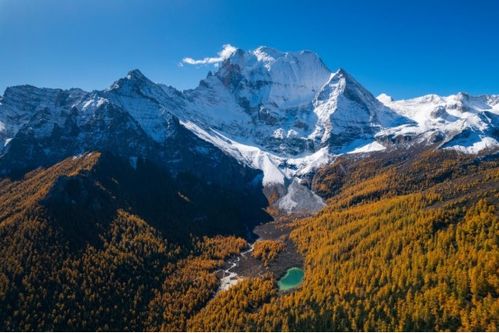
[277,267,304,291]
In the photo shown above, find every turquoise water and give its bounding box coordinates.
[277,267,304,291]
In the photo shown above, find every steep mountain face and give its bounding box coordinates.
[0,71,263,196]
[0,86,87,152]
[177,47,333,158]
[312,69,411,152]
[175,49,413,185]
[0,46,498,213]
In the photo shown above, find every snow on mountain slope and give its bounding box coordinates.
[178,47,498,194]
[348,141,386,154]
[376,92,499,153]
[220,46,331,110]
[0,86,87,149]
[181,72,253,133]
[172,48,414,188]
[180,119,286,185]
[0,72,265,194]
[98,69,186,143]
[1,46,498,214]
[174,48,330,160]
[312,69,411,149]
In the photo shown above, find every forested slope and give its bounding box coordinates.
[188,150,499,331]
[0,149,497,331]
[0,152,263,331]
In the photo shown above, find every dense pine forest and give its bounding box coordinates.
[0,149,497,331]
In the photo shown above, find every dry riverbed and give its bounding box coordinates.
[217,219,304,291]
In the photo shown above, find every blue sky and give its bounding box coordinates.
[0,0,498,99]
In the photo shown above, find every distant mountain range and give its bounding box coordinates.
[1,46,498,212]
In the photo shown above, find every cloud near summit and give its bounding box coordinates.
[181,44,237,66]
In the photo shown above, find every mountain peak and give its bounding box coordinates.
[109,69,155,92]
[322,68,368,97]
[331,68,359,83]
[252,46,285,61]
[212,46,332,109]
[2,85,59,100]
[126,69,147,81]
[335,68,349,76]
[219,46,329,74]
[377,93,393,103]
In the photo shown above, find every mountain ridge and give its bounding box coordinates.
[1,46,498,213]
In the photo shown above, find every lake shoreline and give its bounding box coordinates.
[277,267,304,291]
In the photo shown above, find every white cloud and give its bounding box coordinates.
[182,44,237,66]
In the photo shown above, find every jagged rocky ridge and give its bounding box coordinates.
[0,46,498,213]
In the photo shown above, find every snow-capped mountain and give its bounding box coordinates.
[0,86,87,150]
[0,72,263,195]
[173,47,498,189]
[0,46,497,213]
[312,69,411,151]
[376,92,499,154]
[178,49,410,156]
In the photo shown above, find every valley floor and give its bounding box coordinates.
[217,218,304,291]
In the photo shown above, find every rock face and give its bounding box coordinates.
[1,46,498,213]
[312,69,411,152]
[0,70,261,193]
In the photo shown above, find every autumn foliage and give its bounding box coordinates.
[189,150,499,331]
[252,240,286,267]
[0,149,498,331]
